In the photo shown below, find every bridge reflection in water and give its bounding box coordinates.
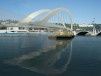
[5,36,73,75]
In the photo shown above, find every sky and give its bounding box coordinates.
[0,0,101,24]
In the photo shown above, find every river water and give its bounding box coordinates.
[0,33,101,76]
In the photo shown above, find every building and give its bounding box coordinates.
[79,24,93,27]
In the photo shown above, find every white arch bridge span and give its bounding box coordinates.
[20,8,73,31]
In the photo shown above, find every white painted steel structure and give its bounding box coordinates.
[21,8,73,31]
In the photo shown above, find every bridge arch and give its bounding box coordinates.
[77,31,90,36]
[97,32,101,36]
[21,9,50,23]
[20,8,73,31]
[39,8,73,30]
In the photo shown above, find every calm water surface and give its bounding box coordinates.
[0,33,101,76]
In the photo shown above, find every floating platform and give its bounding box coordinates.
[48,29,75,40]
[48,35,74,40]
